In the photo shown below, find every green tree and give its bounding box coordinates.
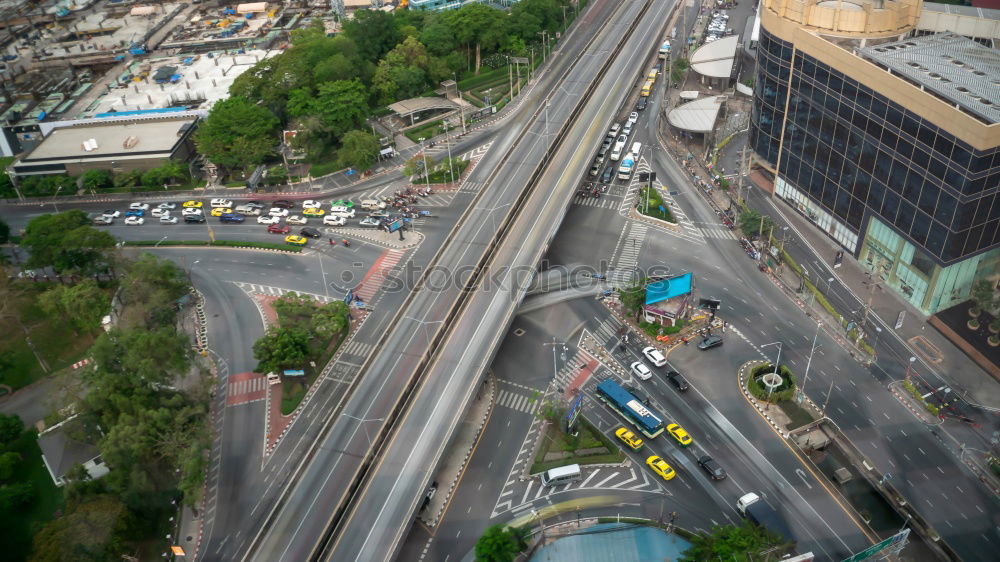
[0,451,20,481]
[738,209,775,240]
[195,96,279,173]
[970,279,995,316]
[118,253,189,328]
[253,327,311,373]
[29,495,131,562]
[337,130,381,172]
[312,301,349,340]
[0,413,23,447]
[140,159,187,187]
[20,210,115,274]
[37,279,109,333]
[618,280,647,321]
[80,169,112,191]
[313,79,369,138]
[474,524,526,562]
[272,293,317,329]
[0,481,32,508]
[420,17,457,57]
[113,170,141,188]
[680,522,788,561]
[266,165,288,186]
[342,9,401,63]
[446,3,507,75]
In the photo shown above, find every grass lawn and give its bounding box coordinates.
[0,431,65,561]
[279,328,349,415]
[0,284,101,390]
[636,186,675,223]
[777,399,816,430]
[530,419,624,474]
[413,159,470,184]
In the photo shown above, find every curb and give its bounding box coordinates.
[419,374,497,528]
[738,360,791,439]
[888,381,943,426]
[328,227,423,249]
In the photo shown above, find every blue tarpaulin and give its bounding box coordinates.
[283,369,305,377]
[645,272,693,306]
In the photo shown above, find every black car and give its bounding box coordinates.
[665,370,689,391]
[636,96,648,111]
[300,227,322,238]
[600,165,614,183]
[698,335,723,350]
[272,200,295,209]
[184,214,206,223]
[698,455,727,480]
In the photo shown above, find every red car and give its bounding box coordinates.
[267,224,290,234]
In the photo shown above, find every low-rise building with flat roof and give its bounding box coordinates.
[10,114,198,177]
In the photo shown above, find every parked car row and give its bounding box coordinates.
[706,10,733,43]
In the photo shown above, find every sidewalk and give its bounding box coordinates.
[765,187,1000,411]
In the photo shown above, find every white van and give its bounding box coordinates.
[361,199,385,211]
[610,134,628,161]
[210,198,232,208]
[235,204,261,216]
[541,464,582,487]
[631,142,643,157]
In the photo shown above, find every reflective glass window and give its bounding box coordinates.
[934,193,956,226]
[910,211,931,247]
[918,184,938,216]
[897,201,915,232]
[926,222,947,257]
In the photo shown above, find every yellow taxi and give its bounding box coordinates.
[303,208,326,216]
[667,423,692,447]
[646,455,676,481]
[210,207,232,217]
[284,235,307,246]
[615,427,643,451]
[182,200,203,208]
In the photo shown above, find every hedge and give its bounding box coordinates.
[903,379,939,416]
[124,240,302,252]
[747,363,797,402]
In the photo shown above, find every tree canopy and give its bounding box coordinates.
[37,279,109,333]
[194,96,280,172]
[680,522,788,561]
[20,210,115,274]
[474,524,528,562]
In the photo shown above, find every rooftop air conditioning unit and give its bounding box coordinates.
[82,138,98,151]
[123,135,139,149]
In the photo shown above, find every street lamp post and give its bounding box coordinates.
[824,276,835,295]
[905,356,916,381]
[418,137,430,186]
[799,321,822,400]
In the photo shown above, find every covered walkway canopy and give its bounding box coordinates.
[645,272,693,306]
[690,35,739,79]
[667,95,724,133]
[387,97,459,122]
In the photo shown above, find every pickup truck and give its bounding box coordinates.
[736,493,794,545]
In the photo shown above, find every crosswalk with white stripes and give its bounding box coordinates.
[495,388,540,415]
[700,226,739,240]
[592,316,624,346]
[459,180,483,193]
[351,187,456,207]
[572,194,618,208]
[340,340,373,359]
[607,222,647,288]
[355,249,407,303]
[233,282,335,302]
[492,465,665,517]
[616,156,706,245]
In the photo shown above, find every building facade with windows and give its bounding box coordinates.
[749,0,1000,315]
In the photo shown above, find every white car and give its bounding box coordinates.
[129,202,150,211]
[269,207,290,217]
[642,346,667,367]
[628,111,638,124]
[302,200,322,209]
[323,215,346,226]
[630,361,652,381]
[210,198,233,208]
[102,209,120,218]
[182,208,203,216]
[151,208,169,217]
[157,202,177,210]
[330,206,355,218]
[159,216,178,224]
[257,215,280,225]
[286,215,308,225]
[124,216,145,225]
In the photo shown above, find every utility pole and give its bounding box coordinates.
[799,320,821,399]
[737,143,748,206]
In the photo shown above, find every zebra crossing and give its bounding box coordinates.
[340,340,374,359]
[700,226,739,240]
[495,388,540,415]
[352,187,456,207]
[354,249,407,303]
[592,316,624,346]
[616,157,706,245]
[572,194,618,208]
[492,465,665,518]
[607,222,647,288]
[424,138,457,157]
[226,372,268,406]
[459,180,484,193]
[233,282,335,303]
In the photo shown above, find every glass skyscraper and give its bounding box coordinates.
[749,0,1000,314]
